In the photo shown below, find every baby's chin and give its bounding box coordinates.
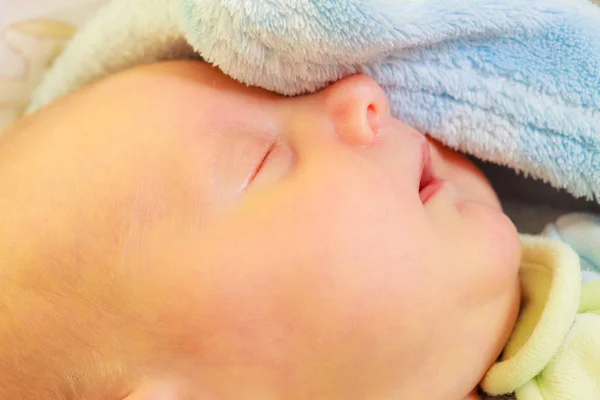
[464,389,484,400]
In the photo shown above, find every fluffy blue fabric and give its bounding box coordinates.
[545,213,600,277]
[29,0,600,200]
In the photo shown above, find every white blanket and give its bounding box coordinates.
[0,0,107,132]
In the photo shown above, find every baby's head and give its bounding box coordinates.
[2,61,521,399]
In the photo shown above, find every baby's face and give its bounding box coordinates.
[5,61,520,399]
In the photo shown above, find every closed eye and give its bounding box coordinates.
[248,141,277,184]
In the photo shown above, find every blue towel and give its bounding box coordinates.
[28,0,600,201]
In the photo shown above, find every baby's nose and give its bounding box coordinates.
[321,74,391,146]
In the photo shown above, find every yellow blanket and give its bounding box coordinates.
[482,236,600,399]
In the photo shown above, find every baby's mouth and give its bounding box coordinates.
[418,142,443,203]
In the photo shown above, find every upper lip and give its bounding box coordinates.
[419,140,435,193]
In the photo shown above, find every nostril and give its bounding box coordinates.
[367,104,381,138]
[323,75,389,146]
[341,103,379,147]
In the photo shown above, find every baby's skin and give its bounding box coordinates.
[0,61,521,400]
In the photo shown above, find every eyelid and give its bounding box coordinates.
[248,140,277,186]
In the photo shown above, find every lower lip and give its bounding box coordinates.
[420,179,445,204]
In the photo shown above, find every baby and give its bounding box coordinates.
[0,60,522,400]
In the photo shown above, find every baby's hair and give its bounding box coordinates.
[0,218,136,400]
[0,278,136,400]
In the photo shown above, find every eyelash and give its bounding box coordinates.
[249,141,277,184]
